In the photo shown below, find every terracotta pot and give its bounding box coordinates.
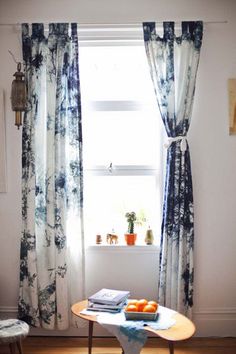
[125,233,137,246]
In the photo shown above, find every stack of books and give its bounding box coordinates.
[87,288,130,313]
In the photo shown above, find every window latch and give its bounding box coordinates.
[108,162,113,173]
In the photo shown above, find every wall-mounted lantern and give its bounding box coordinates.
[11,62,27,129]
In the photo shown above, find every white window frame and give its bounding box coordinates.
[79,26,164,247]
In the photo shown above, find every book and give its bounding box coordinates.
[88,288,130,306]
[87,299,127,313]
[85,307,121,313]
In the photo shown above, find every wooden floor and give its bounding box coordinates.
[1,337,236,354]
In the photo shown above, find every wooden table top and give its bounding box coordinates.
[71,300,195,342]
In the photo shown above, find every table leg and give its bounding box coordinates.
[9,343,16,354]
[168,341,174,354]
[16,340,23,354]
[88,320,94,354]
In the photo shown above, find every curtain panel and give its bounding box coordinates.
[18,23,84,329]
[143,21,203,317]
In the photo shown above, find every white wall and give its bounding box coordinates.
[0,0,236,337]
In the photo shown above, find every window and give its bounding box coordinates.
[79,29,164,246]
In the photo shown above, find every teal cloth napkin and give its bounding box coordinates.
[96,306,176,354]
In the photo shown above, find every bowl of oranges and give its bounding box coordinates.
[124,299,159,321]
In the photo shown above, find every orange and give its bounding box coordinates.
[125,304,138,312]
[136,299,148,312]
[128,299,138,306]
[148,301,158,311]
[143,304,156,313]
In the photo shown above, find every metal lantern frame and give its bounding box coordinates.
[11,62,27,129]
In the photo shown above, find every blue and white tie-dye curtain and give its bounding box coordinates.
[18,23,84,329]
[143,21,203,317]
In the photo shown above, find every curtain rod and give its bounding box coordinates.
[0,20,228,27]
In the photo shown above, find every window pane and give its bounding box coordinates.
[84,175,161,245]
[83,111,161,166]
[80,46,158,103]
[80,45,163,167]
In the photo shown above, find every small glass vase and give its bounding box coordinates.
[145,229,154,245]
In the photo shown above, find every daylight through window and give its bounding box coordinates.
[79,41,164,246]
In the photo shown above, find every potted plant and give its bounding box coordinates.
[125,212,137,246]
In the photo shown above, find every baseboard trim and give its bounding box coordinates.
[0,306,18,314]
[1,306,235,315]
[193,307,236,337]
[194,307,236,315]
[1,306,235,337]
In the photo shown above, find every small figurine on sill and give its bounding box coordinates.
[106,232,118,244]
[96,234,102,244]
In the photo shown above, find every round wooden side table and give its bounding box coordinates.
[71,300,195,354]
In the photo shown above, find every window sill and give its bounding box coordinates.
[86,244,159,254]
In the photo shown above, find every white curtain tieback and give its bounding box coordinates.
[164,136,187,152]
